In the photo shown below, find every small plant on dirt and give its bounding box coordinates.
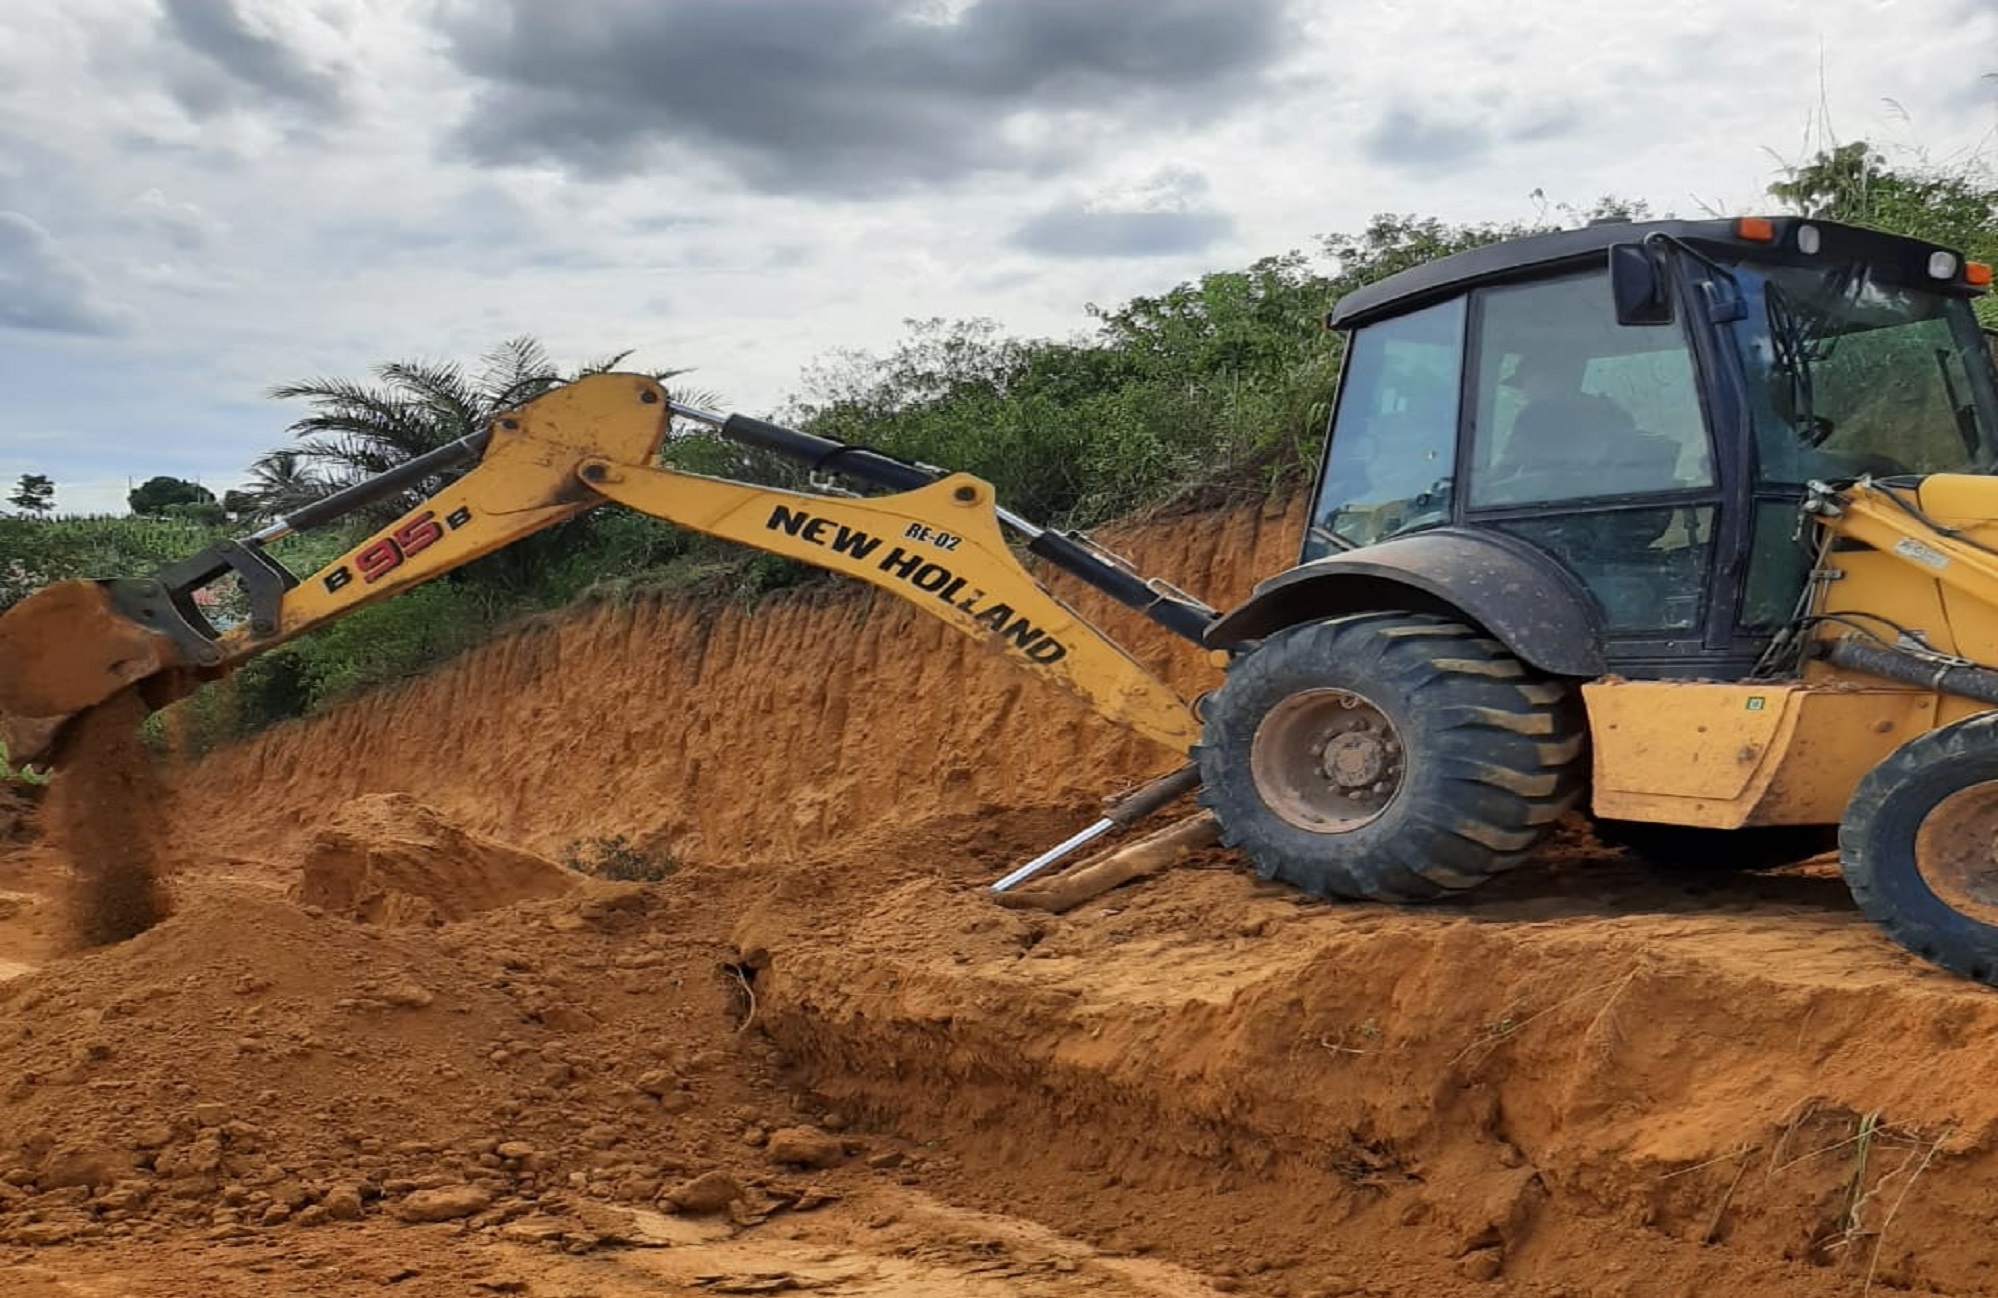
[0,740,48,785]
[560,834,679,882]
[1315,1017,1386,1058]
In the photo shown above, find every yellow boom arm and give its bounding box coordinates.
[0,375,1207,764]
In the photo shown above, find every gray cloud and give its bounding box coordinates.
[157,0,343,116]
[1358,97,1581,173]
[0,212,135,336]
[1011,165,1233,257]
[1013,208,1231,259]
[1361,106,1491,171]
[438,0,1293,195]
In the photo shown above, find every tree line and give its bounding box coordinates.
[3,144,1992,754]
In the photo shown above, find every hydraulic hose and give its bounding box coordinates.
[671,401,1217,645]
[1819,638,1998,707]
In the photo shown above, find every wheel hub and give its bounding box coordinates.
[1251,688,1405,833]
[1322,730,1391,788]
[1914,782,1998,926]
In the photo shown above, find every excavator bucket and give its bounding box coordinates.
[0,581,191,768]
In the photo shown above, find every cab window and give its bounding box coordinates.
[1730,264,1998,482]
[1468,272,1712,507]
[1307,297,1464,558]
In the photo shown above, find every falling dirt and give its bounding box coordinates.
[44,689,173,949]
[4,492,1998,1296]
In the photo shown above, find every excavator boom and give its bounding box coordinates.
[0,374,1212,767]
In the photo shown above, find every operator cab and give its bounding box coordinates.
[1308,217,1998,678]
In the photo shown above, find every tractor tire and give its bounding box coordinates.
[1592,819,1839,872]
[1195,612,1586,903]
[1840,713,1998,985]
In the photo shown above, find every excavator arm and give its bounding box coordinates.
[0,374,1212,767]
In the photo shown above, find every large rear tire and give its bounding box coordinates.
[1841,713,1998,985]
[1195,612,1585,902]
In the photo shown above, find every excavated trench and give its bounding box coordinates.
[743,845,1998,1294]
[5,494,1998,1296]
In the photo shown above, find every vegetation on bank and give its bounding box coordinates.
[2,146,1992,759]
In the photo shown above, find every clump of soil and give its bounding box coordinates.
[294,793,578,926]
[0,777,38,844]
[44,690,170,948]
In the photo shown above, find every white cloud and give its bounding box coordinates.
[131,187,226,251]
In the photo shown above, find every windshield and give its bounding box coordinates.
[1729,260,1998,482]
[1306,296,1463,557]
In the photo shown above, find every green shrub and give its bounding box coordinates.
[560,834,679,882]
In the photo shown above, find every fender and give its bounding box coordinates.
[1204,528,1607,678]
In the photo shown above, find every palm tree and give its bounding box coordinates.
[268,336,683,507]
[261,336,712,595]
[232,449,330,523]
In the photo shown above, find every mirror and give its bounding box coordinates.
[1609,243,1673,326]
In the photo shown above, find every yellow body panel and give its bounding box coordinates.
[1797,474,1998,731]
[214,374,1198,754]
[1814,475,1998,664]
[1585,680,1936,827]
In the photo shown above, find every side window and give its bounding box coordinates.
[1494,507,1715,632]
[1308,297,1464,557]
[1469,272,1713,508]
[1740,501,1815,628]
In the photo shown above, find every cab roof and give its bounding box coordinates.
[1325,216,1985,331]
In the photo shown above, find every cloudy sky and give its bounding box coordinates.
[1,0,1993,516]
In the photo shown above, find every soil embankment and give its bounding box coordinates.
[163,496,1300,863]
[3,491,1997,1296]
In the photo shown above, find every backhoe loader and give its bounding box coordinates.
[6,215,1998,984]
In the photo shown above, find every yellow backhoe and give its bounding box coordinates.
[6,215,1998,984]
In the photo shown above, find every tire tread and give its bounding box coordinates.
[1196,612,1586,902]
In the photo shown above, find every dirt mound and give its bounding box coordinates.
[0,857,910,1250]
[295,793,578,926]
